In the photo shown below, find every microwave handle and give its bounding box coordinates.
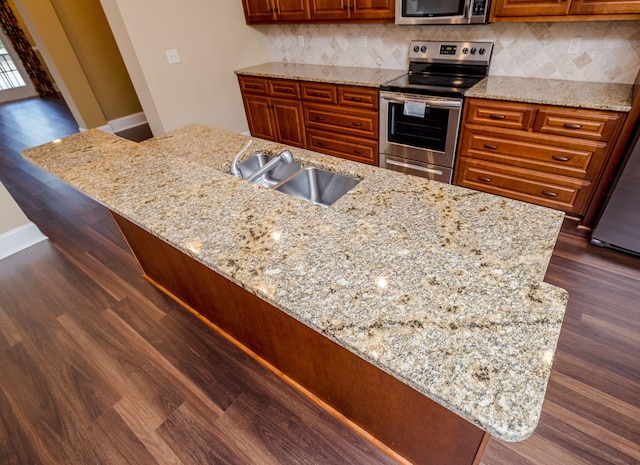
[381,95,462,109]
[466,0,472,20]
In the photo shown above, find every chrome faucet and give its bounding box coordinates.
[230,139,253,178]
[246,150,294,183]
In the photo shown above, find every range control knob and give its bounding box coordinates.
[413,45,420,53]
[462,47,469,54]
[479,47,486,55]
[470,47,477,55]
[420,45,427,53]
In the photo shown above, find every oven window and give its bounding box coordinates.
[387,101,449,152]
[402,0,466,17]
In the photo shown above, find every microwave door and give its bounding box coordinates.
[398,0,471,23]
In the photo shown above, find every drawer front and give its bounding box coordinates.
[465,99,536,130]
[305,104,378,138]
[307,129,378,165]
[301,82,337,104]
[456,158,590,214]
[534,107,623,141]
[460,127,607,179]
[338,86,379,110]
[268,79,301,99]
[238,76,269,95]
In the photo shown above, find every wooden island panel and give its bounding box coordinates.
[112,212,489,465]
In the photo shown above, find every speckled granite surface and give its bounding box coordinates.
[466,76,633,112]
[23,125,568,442]
[235,62,404,87]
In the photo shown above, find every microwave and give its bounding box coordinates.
[395,0,490,25]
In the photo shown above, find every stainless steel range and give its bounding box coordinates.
[379,40,493,183]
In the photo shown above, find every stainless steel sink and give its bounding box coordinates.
[236,154,303,188]
[274,167,360,207]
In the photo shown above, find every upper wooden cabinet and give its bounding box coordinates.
[243,0,394,23]
[490,0,640,20]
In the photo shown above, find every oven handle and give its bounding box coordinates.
[385,158,444,176]
[381,95,462,109]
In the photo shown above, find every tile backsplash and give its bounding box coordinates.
[262,21,640,84]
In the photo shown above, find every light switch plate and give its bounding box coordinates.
[568,38,582,55]
[166,49,181,64]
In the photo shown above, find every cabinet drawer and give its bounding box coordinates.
[338,86,379,110]
[460,127,607,179]
[268,79,301,99]
[238,76,268,95]
[307,129,378,165]
[305,104,378,138]
[465,99,535,130]
[534,107,622,141]
[301,82,337,103]
[456,158,590,214]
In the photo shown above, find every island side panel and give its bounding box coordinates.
[111,212,489,465]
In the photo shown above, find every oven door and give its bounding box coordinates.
[379,91,462,169]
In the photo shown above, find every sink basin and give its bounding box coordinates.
[236,154,303,188]
[275,167,360,207]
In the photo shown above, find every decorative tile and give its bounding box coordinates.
[261,21,640,83]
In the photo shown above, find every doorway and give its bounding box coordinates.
[0,26,36,104]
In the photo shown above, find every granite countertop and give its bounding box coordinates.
[234,62,405,87]
[23,125,569,442]
[466,76,633,112]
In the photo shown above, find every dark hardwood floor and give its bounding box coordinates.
[1,95,639,465]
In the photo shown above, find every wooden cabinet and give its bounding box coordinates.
[238,76,306,148]
[239,75,380,166]
[490,0,640,20]
[455,98,625,219]
[243,0,311,23]
[243,0,394,23]
[310,0,395,20]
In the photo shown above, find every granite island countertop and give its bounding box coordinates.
[466,76,633,112]
[23,125,569,442]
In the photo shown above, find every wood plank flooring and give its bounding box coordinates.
[1,95,639,465]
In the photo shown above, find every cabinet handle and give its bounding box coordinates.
[489,114,506,120]
[477,176,492,183]
[343,4,348,8]
[563,123,583,130]
[268,7,273,12]
[552,155,570,162]
[542,191,558,198]
[351,97,362,102]
[247,84,258,89]
[483,144,499,150]
[315,116,325,120]
[318,141,327,147]
[350,3,354,8]
[312,92,324,97]
[352,122,364,127]
[354,149,364,155]
[274,7,279,12]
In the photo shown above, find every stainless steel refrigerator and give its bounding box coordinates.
[591,123,640,256]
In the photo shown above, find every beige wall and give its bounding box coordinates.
[11,0,142,128]
[0,182,30,235]
[99,0,270,135]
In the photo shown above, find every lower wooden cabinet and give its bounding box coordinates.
[239,74,380,166]
[455,98,625,222]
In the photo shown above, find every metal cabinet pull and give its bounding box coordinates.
[552,155,570,162]
[318,141,327,147]
[350,3,354,8]
[343,4,348,8]
[315,116,325,120]
[489,114,506,120]
[351,97,362,102]
[483,144,499,150]
[542,191,558,197]
[247,84,258,89]
[312,92,324,97]
[354,149,363,155]
[352,122,364,127]
[563,123,583,130]
[477,176,492,183]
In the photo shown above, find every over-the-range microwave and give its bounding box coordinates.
[395,0,490,25]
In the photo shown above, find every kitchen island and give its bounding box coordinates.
[23,125,568,465]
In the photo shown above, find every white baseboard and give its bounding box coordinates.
[85,112,148,134]
[0,222,48,261]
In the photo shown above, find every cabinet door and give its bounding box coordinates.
[272,98,307,148]
[352,0,395,20]
[243,95,277,141]
[569,0,640,13]
[493,0,570,16]
[243,0,277,22]
[310,0,351,20]
[276,0,311,20]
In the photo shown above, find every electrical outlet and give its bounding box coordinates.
[567,38,581,55]
[297,35,304,47]
[165,49,181,64]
